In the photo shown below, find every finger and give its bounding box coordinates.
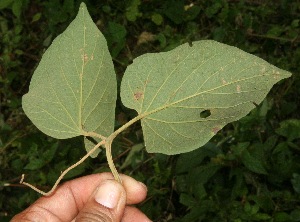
[121,174,148,204]
[11,173,147,222]
[75,179,126,222]
[122,206,152,222]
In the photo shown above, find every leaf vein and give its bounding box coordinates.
[57,37,79,105]
[144,47,197,113]
[146,116,236,124]
[82,73,112,125]
[82,37,105,107]
[143,120,176,147]
[45,68,79,130]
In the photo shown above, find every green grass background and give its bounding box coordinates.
[0,0,299,221]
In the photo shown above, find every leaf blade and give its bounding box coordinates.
[22,3,116,157]
[121,40,291,154]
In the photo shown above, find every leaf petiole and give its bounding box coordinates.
[104,114,144,183]
[20,139,106,196]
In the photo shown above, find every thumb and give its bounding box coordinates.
[75,179,126,222]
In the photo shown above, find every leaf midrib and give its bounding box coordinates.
[139,72,275,120]
[79,5,86,132]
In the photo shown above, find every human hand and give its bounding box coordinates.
[11,173,151,222]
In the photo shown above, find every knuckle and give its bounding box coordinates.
[11,206,61,222]
[75,206,114,222]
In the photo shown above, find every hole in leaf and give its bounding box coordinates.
[188,41,193,47]
[200,109,211,118]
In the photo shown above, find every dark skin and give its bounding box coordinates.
[12,173,151,222]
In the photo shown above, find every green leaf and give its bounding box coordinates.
[22,3,117,156]
[24,142,58,170]
[274,212,292,222]
[0,0,13,9]
[120,143,144,170]
[84,137,101,158]
[233,142,267,175]
[179,193,197,207]
[276,119,300,141]
[163,0,184,24]
[267,26,285,37]
[12,1,22,18]
[125,0,141,22]
[184,5,201,21]
[32,13,42,23]
[121,40,291,155]
[291,173,300,194]
[189,163,221,191]
[63,0,74,14]
[24,158,44,170]
[205,1,223,18]
[105,22,127,58]
[151,13,163,25]
[241,149,268,175]
[176,142,221,174]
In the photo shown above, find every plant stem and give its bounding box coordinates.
[20,140,105,196]
[106,141,122,183]
[84,131,106,140]
[108,114,144,142]
[247,32,299,43]
[105,114,144,182]
[20,115,144,194]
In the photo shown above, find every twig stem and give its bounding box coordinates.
[20,140,105,196]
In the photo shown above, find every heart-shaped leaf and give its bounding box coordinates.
[121,40,291,155]
[22,3,117,156]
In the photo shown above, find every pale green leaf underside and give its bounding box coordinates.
[121,40,291,155]
[22,3,116,156]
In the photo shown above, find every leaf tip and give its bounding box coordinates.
[79,2,90,16]
[275,69,292,80]
[80,2,87,9]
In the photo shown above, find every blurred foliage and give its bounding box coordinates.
[0,0,299,221]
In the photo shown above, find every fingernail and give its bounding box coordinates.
[94,181,121,209]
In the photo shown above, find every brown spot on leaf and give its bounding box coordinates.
[212,127,220,135]
[133,91,143,101]
[82,53,88,63]
[237,85,241,93]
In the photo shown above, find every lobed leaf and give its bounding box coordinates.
[121,40,291,155]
